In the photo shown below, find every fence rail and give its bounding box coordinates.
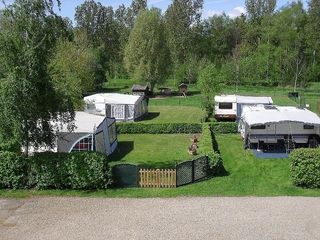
[139,169,176,188]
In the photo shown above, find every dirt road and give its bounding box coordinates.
[1,197,320,240]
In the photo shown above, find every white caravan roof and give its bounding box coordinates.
[55,111,106,133]
[84,93,141,105]
[215,95,273,104]
[241,106,320,126]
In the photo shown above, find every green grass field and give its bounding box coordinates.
[2,134,320,198]
[138,105,204,123]
[109,134,195,168]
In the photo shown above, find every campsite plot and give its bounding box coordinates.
[109,134,193,168]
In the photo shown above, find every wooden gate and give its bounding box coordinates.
[139,169,176,188]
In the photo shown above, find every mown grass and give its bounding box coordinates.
[109,134,194,168]
[138,105,204,123]
[2,134,320,198]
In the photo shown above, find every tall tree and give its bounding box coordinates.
[50,33,98,108]
[165,0,203,66]
[124,9,169,90]
[0,0,74,155]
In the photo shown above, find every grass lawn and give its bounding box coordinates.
[109,134,194,168]
[138,105,204,123]
[2,134,320,198]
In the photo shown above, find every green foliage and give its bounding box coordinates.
[0,152,111,190]
[28,153,70,189]
[117,123,202,134]
[50,36,97,108]
[199,123,224,176]
[124,9,169,90]
[290,148,320,189]
[197,63,223,117]
[0,152,28,189]
[0,0,74,154]
[0,140,21,153]
[210,122,238,134]
[67,152,111,190]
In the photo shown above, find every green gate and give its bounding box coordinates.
[112,164,139,188]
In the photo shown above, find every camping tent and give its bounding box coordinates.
[56,111,118,155]
[84,93,148,122]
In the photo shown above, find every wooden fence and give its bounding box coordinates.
[139,169,176,188]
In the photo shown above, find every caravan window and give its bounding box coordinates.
[219,102,233,109]
[303,124,314,130]
[251,125,266,130]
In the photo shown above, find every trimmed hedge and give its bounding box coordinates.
[210,122,238,134]
[117,123,202,134]
[199,123,224,176]
[290,148,320,189]
[0,151,28,189]
[0,151,112,190]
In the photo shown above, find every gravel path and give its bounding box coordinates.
[1,197,320,240]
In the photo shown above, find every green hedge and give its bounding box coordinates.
[199,123,224,176]
[0,152,28,189]
[0,152,112,190]
[290,148,320,189]
[210,122,238,134]
[117,123,202,134]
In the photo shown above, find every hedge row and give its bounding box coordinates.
[117,122,238,134]
[117,123,202,134]
[290,148,320,189]
[210,122,238,134]
[0,152,111,190]
[199,123,224,176]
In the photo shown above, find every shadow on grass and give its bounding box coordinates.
[137,112,160,121]
[109,141,134,161]
[211,132,229,177]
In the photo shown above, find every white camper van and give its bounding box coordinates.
[239,105,320,151]
[214,95,273,121]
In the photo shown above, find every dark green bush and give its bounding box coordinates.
[0,140,21,153]
[28,152,69,189]
[210,122,238,134]
[67,152,111,190]
[0,151,28,189]
[199,123,224,176]
[117,123,202,134]
[290,148,320,189]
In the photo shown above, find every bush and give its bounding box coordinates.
[0,140,21,153]
[0,152,28,189]
[290,148,320,189]
[67,152,111,190]
[28,153,69,189]
[199,123,224,176]
[0,151,112,190]
[117,123,202,134]
[210,122,238,134]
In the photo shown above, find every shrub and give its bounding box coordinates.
[290,148,320,188]
[117,123,202,134]
[67,152,111,190]
[0,140,21,153]
[210,122,238,134]
[0,151,28,189]
[199,123,224,176]
[28,152,69,189]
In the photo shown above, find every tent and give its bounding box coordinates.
[56,111,118,155]
[84,93,148,122]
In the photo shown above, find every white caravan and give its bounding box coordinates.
[214,95,273,121]
[239,105,320,150]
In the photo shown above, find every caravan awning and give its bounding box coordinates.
[84,93,141,105]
